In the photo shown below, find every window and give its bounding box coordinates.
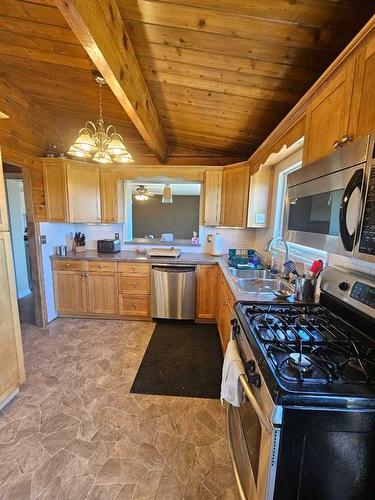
[273,162,301,239]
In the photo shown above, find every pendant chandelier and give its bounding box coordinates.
[67,75,134,164]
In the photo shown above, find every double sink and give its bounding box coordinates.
[229,268,293,296]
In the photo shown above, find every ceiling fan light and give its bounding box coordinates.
[73,129,96,152]
[92,150,112,164]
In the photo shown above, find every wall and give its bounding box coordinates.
[39,222,75,322]
[132,195,200,239]
[6,179,30,298]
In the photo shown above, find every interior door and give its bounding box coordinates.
[0,231,25,399]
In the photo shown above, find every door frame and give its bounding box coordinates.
[3,166,47,327]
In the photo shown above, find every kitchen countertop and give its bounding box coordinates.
[51,250,297,304]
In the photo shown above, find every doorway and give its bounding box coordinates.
[5,175,35,325]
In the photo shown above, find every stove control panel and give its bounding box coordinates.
[350,281,375,309]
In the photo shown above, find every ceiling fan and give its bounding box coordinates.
[133,185,156,201]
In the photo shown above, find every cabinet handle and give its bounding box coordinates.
[132,303,136,308]
[341,135,353,145]
[112,217,116,221]
[333,140,341,149]
[132,266,136,270]
[99,265,102,269]
[65,263,70,267]
[133,282,136,287]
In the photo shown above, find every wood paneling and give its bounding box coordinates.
[56,0,168,162]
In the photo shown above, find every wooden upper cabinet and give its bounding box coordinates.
[303,62,355,165]
[350,39,375,139]
[66,163,101,223]
[220,164,250,227]
[0,149,9,231]
[203,170,222,226]
[196,265,218,320]
[247,166,272,228]
[100,170,124,223]
[42,160,68,222]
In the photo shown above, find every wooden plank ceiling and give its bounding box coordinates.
[0,0,373,163]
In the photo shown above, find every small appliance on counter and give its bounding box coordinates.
[146,247,181,258]
[97,238,121,253]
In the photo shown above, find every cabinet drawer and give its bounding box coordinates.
[118,275,150,294]
[88,261,117,272]
[117,262,150,274]
[119,295,149,317]
[52,259,87,271]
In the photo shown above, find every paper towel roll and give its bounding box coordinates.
[210,232,224,256]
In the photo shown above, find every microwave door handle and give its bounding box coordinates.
[339,168,364,251]
[239,374,273,434]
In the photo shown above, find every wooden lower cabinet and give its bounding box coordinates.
[217,271,235,352]
[119,295,149,317]
[87,273,118,315]
[196,264,218,320]
[54,270,88,314]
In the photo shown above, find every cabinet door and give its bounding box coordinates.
[0,232,25,401]
[66,163,101,222]
[203,170,222,226]
[100,170,124,223]
[87,273,118,314]
[42,161,68,222]
[54,271,88,314]
[196,265,218,319]
[220,164,250,227]
[0,149,9,231]
[350,40,375,138]
[303,62,355,165]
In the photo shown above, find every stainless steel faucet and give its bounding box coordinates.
[264,237,289,277]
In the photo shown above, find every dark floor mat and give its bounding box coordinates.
[131,321,223,399]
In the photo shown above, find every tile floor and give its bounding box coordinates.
[0,318,238,499]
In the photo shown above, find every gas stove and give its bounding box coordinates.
[233,266,375,405]
[239,302,374,386]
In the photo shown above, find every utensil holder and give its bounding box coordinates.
[294,276,317,302]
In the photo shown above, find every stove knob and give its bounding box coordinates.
[230,318,238,326]
[245,360,256,374]
[249,373,261,389]
[338,281,350,291]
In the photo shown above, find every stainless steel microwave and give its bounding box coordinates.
[284,133,375,262]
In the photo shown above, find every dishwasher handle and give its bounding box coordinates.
[152,265,196,273]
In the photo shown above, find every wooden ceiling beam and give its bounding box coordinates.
[56,0,168,163]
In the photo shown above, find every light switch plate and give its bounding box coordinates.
[255,213,265,224]
[115,233,120,240]
[40,235,47,245]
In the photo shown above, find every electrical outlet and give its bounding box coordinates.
[40,235,47,245]
[207,234,213,243]
[115,233,120,240]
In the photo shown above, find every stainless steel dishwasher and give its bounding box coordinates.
[151,264,196,319]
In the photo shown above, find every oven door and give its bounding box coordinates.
[284,163,365,256]
[227,374,279,500]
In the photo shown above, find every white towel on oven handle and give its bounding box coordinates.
[221,339,245,407]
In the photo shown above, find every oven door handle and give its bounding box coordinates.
[239,374,273,434]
